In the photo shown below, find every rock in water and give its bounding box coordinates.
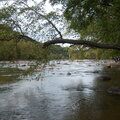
[92,70,100,73]
[98,76,111,81]
[107,87,120,95]
[107,65,112,68]
[67,72,71,75]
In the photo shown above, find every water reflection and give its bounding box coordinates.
[0,60,120,120]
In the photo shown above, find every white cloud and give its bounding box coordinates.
[27,0,53,13]
[44,0,53,13]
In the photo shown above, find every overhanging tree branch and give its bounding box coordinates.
[0,35,39,43]
[34,11,63,39]
[20,2,63,39]
[43,39,120,50]
[18,35,39,43]
[1,34,120,50]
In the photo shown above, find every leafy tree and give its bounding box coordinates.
[47,0,120,44]
[0,24,19,41]
[47,45,68,60]
[45,0,120,58]
[0,0,120,61]
[0,0,64,40]
[0,24,68,60]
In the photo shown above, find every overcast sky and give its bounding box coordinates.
[0,0,63,13]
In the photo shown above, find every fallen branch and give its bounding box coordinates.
[43,39,120,50]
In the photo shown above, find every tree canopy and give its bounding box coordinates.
[0,24,68,60]
[47,0,120,43]
[0,0,120,54]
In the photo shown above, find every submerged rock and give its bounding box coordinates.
[98,76,111,81]
[21,64,26,66]
[107,87,120,95]
[92,70,100,73]
[67,72,71,75]
[59,73,63,75]
[106,65,112,68]
[64,63,70,65]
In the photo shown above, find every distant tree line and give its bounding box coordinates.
[0,24,68,61]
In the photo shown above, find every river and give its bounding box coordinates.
[0,60,120,120]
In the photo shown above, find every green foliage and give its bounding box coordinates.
[47,45,69,60]
[0,40,40,60]
[68,46,84,60]
[0,40,16,60]
[0,24,19,40]
[0,5,17,22]
[0,24,68,61]
[67,46,120,60]
[50,0,120,59]
[0,40,69,61]
[0,0,120,60]
[47,0,120,59]
[84,48,120,59]
[63,0,120,44]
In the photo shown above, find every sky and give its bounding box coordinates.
[28,0,53,12]
[0,0,53,12]
[0,0,63,13]
[28,0,63,13]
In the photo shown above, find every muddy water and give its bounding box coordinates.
[0,60,120,120]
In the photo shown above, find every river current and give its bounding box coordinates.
[0,60,120,120]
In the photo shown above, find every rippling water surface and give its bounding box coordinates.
[0,60,120,120]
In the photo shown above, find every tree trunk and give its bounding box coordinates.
[43,39,120,50]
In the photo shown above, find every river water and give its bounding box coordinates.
[0,60,120,120]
